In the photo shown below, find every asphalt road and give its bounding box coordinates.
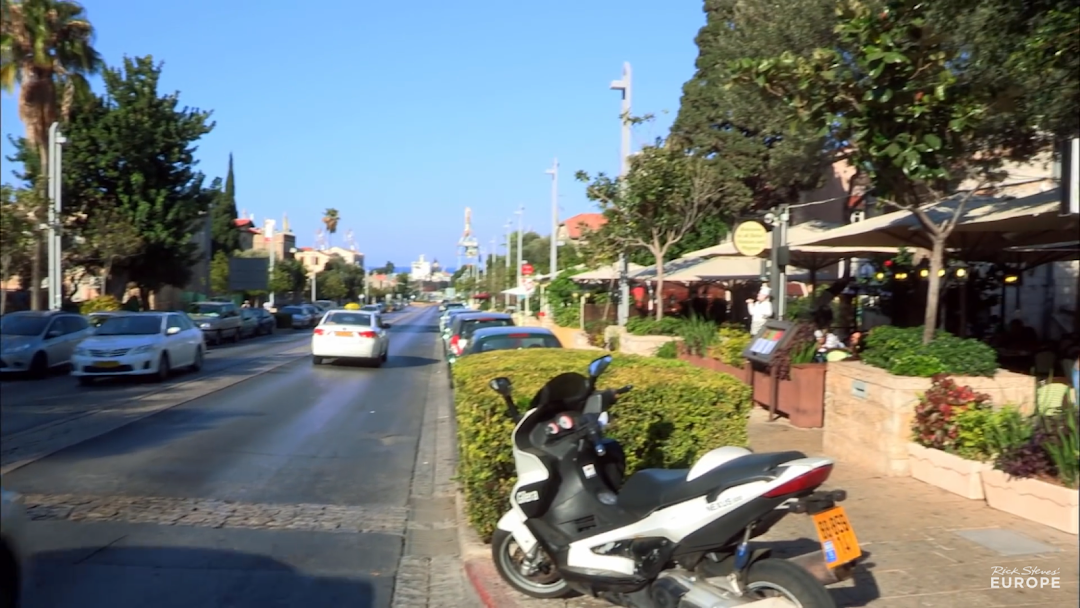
[2,306,455,608]
[0,328,315,437]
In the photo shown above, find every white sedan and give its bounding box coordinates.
[311,310,391,367]
[71,312,206,385]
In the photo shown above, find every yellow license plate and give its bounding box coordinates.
[812,506,861,567]
[95,361,120,368]
[334,331,352,337]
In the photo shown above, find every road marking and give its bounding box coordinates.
[22,493,409,535]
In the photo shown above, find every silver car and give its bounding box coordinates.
[0,311,93,377]
[187,301,243,344]
[1,487,28,608]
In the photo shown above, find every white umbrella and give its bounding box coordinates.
[570,263,646,282]
[501,286,533,297]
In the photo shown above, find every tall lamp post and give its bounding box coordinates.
[47,122,67,310]
[546,158,559,278]
[265,219,276,308]
[515,206,525,313]
[503,219,512,310]
[610,63,632,326]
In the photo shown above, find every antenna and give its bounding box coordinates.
[345,229,357,251]
[315,228,328,250]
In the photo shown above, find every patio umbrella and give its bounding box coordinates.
[569,263,646,282]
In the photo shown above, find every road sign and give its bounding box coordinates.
[522,263,534,276]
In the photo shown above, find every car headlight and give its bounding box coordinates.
[74,347,89,356]
[130,344,154,354]
[3,342,31,354]
[200,323,211,329]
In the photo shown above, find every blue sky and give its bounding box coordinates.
[1,0,705,270]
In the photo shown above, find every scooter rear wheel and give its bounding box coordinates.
[742,558,837,608]
[491,529,575,599]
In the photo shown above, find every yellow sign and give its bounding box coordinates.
[732,221,769,257]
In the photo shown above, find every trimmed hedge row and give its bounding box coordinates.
[453,349,753,540]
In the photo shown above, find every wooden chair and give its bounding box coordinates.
[1036,383,1070,416]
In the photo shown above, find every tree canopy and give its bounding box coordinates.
[210,154,240,255]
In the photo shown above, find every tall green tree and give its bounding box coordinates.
[673,0,841,214]
[210,153,240,254]
[0,184,36,314]
[322,208,339,247]
[733,0,1042,343]
[1,0,103,308]
[59,55,216,299]
[577,142,748,319]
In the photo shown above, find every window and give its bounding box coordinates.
[477,335,561,352]
[462,318,513,339]
[66,315,90,332]
[96,315,165,336]
[323,312,372,327]
[166,315,184,332]
[0,314,48,336]
[175,314,195,330]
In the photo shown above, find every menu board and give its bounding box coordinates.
[742,320,796,365]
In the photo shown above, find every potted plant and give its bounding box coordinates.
[750,322,828,428]
[907,375,994,499]
[980,400,1080,534]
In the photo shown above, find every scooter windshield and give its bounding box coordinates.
[528,372,591,420]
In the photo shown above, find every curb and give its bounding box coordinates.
[455,491,528,608]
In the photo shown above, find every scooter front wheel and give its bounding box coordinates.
[742,558,837,608]
[491,529,576,599]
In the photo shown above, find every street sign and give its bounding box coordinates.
[732,220,769,257]
[522,263,534,276]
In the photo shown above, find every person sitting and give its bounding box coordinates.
[812,312,844,363]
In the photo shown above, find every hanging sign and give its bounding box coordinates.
[732,220,769,257]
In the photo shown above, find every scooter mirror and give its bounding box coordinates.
[489,377,513,396]
[598,412,610,428]
[588,355,613,379]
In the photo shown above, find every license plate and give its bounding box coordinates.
[812,506,861,567]
[95,361,120,368]
[334,331,352,337]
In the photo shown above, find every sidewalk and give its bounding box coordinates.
[462,408,1079,607]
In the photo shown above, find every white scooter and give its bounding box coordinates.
[487,355,861,608]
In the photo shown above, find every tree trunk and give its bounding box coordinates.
[922,238,946,344]
[654,254,666,321]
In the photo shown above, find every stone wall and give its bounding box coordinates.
[613,327,679,357]
[823,361,1035,476]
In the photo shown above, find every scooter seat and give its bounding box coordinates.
[617,451,806,517]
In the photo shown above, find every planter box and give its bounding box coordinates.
[678,351,751,384]
[981,469,1079,535]
[822,361,1034,477]
[906,443,989,500]
[750,364,827,429]
[618,331,680,357]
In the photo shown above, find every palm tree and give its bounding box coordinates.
[322,208,339,248]
[1,0,102,309]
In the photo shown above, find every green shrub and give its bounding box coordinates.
[678,316,718,356]
[552,305,580,328]
[79,295,122,315]
[655,341,678,359]
[626,316,684,336]
[453,349,752,540]
[709,325,752,366]
[862,325,998,377]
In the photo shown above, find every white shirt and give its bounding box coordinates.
[748,299,773,320]
[814,329,843,351]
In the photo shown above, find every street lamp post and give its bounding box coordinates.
[265,220,276,308]
[516,207,524,313]
[47,122,67,311]
[546,158,559,279]
[504,219,512,309]
[610,63,632,326]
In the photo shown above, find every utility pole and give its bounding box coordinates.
[546,158,559,278]
[516,206,524,313]
[610,63,632,326]
[47,122,67,310]
[504,219,512,310]
[265,219,277,308]
[489,237,496,296]
[766,205,791,320]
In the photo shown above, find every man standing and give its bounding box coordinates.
[747,285,773,336]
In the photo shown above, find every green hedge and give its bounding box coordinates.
[453,349,753,540]
[862,325,998,377]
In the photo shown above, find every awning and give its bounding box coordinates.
[570,263,646,282]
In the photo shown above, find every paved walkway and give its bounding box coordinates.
[530,408,1079,608]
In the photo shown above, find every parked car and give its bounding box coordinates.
[88,311,122,328]
[187,301,242,345]
[314,300,337,312]
[445,312,515,360]
[1,486,28,608]
[278,305,314,329]
[299,304,323,326]
[439,307,474,333]
[461,326,563,356]
[0,311,93,377]
[71,312,206,384]
[361,304,380,314]
[251,308,276,335]
[239,308,261,338]
[311,309,391,367]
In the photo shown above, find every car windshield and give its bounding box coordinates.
[89,314,114,327]
[361,306,378,312]
[188,304,223,317]
[0,315,49,336]
[461,319,512,338]
[96,315,163,336]
[477,334,561,352]
[323,312,372,326]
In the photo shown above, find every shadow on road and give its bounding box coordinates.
[755,539,881,606]
[385,355,439,368]
[45,408,262,461]
[389,323,438,334]
[22,546,378,608]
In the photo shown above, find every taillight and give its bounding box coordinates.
[763,464,833,498]
[358,331,377,338]
[450,335,463,355]
[313,328,325,335]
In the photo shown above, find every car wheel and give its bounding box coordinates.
[155,353,170,382]
[312,355,323,365]
[381,348,388,362]
[370,356,383,368]
[190,347,204,372]
[78,376,95,387]
[29,351,48,379]
[231,328,241,343]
